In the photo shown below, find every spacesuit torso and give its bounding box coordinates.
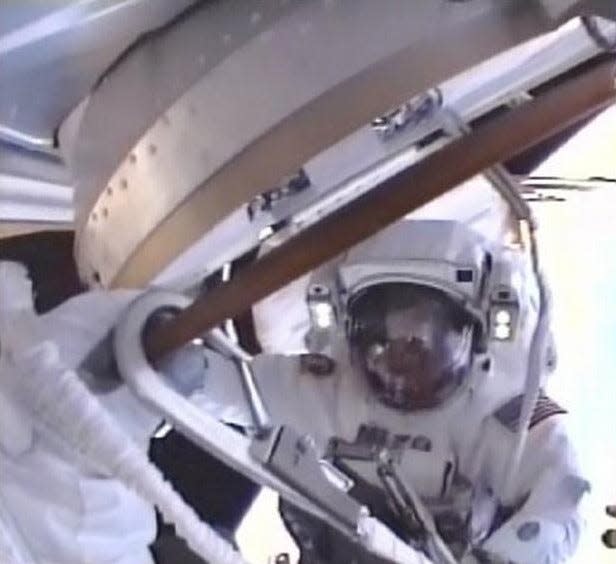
[249,340,587,564]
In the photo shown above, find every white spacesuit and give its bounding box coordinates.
[248,219,588,563]
[0,218,588,564]
[0,264,157,564]
[0,263,247,564]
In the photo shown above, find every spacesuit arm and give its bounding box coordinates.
[158,338,255,429]
[476,413,589,564]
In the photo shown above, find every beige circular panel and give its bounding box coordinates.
[71,0,580,288]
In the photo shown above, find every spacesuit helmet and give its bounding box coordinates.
[337,219,490,412]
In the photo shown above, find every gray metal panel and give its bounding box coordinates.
[0,0,197,148]
[0,141,73,226]
[68,0,304,219]
[0,173,73,224]
[151,20,604,290]
[0,141,71,185]
[71,0,594,288]
[0,0,64,36]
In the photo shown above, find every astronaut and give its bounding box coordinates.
[249,218,589,563]
[0,218,588,564]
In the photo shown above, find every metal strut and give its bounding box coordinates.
[377,452,458,564]
[144,59,616,361]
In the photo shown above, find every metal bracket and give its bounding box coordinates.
[371,90,442,141]
[248,169,312,221]
[252,426,364,531]
[204,328,273,438]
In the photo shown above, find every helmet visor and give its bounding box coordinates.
[348,284,473,411]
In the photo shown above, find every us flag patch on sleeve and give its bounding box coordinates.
[494,392,567,433]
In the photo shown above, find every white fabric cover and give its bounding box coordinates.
[0,289,158,564]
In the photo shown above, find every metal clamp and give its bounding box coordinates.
[252,426,364,532]
[205,327,273,438]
